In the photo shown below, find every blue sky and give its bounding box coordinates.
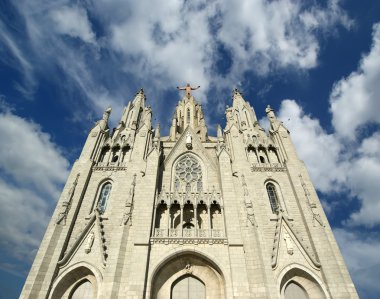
[0,0,379,298]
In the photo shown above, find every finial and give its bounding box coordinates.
[266,105,277,123]
[217,124,223,138]
[155,123,161,139]
[102,106,112,121]
[265,105,273,114]
[233,88,242,96]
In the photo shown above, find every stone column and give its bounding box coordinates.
[168,204,171,236]
[208,204,212,237]
[152,204,158,237]
[221,205,226,238]
[194,203,197,237]
[180,205,184,237]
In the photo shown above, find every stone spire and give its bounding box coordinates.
[170,92,208,141]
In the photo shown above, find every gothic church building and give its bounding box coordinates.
[21,88,358,298]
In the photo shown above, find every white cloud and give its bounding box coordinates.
[105,0,353,105]
[334,228,380,299]
[0,110,69,268]
[8,0,352,122]
[218,0,351,76]
[330,23,380,139]
[276,100,380,228]
[0,179,50,263]
[345,133,380,227]
[49,5,96,44]
[109,0,216,100]
[0,112,70,198]
[277,99,346,193]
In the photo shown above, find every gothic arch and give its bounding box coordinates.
[149,250,226,299]
[264,179,288,214]
[170,152,208,192]
[278,264,330,299]
[49,262,102,299]
[90,179,114,214]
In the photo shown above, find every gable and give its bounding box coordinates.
[163,126,217,172]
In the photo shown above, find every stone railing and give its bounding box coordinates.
[251,162,286,172]
[93,161,128,171]
[153,228,224,239]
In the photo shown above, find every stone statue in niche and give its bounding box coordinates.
[186,132,192,149]
[283,232,294,255]
[160,208,168,228]
[121,174,136,226]
[212,210,222,229]
[57,173,80,225]
[199,209,208,229]
[85,232,95,254]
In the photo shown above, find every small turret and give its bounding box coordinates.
[226,89,258,132]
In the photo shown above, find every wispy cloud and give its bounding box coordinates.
[6,0,352,121]
[0,19,36,99]
[49,5,96,44]
[0,109,69,274]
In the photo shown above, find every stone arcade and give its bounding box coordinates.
[21,88,358,298]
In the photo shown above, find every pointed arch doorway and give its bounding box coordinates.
[171,275,206,299]
[151,253,225,299]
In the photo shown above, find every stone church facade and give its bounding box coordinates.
[21,88,358,299]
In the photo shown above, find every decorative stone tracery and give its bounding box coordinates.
[174,154,203,192]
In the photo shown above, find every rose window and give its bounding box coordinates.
[175,155,203,192]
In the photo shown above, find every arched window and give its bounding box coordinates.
[171,275,205,299]
[187,108,190,124]
[97,183,112,214]
[244,110,250,127]
[128,111,133,127]
[284,281,310,299]
[266,183,279,213]
[99,146,109,162]
[69,279,93,299]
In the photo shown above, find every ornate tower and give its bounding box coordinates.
[21,87,358,299]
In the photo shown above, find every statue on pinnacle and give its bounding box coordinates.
[177,83,200,98]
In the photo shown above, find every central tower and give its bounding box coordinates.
[21,87,358,299]
[170,92,208,141]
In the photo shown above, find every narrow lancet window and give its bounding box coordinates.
[187,108,190,125]
[97,182,112,214]
[266,183,279,213]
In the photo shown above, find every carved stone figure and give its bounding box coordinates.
[84,232,95,254]
[199,209,208,229]
[56,174,80,225]
[284,232,294,255]
[212,210,222,229]
[186,132,192,149]
[177,83,200,98]
[121,174,136,226]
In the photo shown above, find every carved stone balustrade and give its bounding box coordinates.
[93,161,128,171]
[251,162,286,172]
[152,228,226,245]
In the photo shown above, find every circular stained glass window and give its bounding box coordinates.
[175,155,202,191]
